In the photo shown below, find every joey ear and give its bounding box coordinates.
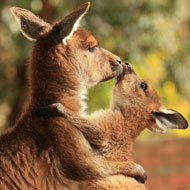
[148,125,167,134]
[53,2,90,44]
[10,7,51,40]
[149,107,188,134]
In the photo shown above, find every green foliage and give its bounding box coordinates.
[0,0,189,137]
[87,79,115,113]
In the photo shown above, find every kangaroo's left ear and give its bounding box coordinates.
[149,107,188,134]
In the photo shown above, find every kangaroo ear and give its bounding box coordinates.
[149,108,188,134]
[53,2,90,44]
[10,7,51,40]
[148,125,167,134]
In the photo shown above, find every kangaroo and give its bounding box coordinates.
[38,63,188,189]
[0,3,129,190]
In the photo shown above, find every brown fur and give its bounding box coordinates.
[0,3,136,190]
[41,64,188,189]
[79,176,147,190]
[3,2,187,189]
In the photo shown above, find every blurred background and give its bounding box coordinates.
[0,0,189,189]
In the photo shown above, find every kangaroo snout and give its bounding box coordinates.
[110,58,123,80]
[116,63,139,80]
[115,63,133,83]
[123,63,137,74]
[116,58,122,65]
[100,48,123,80]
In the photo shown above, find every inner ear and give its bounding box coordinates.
[52,2,90,44]
[10,7,51,40]
[148,125,166,134]
[153,108,188,130]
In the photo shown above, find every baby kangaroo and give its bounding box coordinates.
[38,63,188,184]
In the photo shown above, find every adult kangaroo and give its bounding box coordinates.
[0,2,127,190]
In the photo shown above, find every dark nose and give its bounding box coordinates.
[124,62,132,67]
[116,58,122,64]
[125,62,130,66]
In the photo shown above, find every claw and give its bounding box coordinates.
[134,164,147,184]
[134,173,147,184]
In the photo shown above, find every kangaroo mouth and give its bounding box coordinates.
[101,75,114,82]
[115,72,124,84]
[115,62,134,83]
[101,63,125,83]
[115,65,125,83]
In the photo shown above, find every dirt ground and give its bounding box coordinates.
[134,138,190,190]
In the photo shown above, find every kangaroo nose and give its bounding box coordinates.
[116,58,122,64]
[124,62,132,67]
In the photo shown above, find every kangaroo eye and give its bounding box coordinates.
[140,82,147,91]
[88,46,97,53]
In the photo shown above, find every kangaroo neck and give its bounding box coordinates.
[30,78,87,115]
[27,50,87,114]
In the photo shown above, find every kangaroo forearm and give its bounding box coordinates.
[90,158,146,184]
[77,158,141,179]
[65,114,108,145]
[37,102,110,145]
[79,176,147,190]
[103,160,139,176]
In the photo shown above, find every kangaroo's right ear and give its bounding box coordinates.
[10,7,51,40]
[53,2,90,44]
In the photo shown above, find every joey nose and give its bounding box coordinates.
[125,62,130,66]
[110,60,123,80]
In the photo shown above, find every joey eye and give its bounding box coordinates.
[88,46,97,53]
[140,82,147,91]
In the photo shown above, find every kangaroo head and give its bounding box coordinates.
[10,3,122,90]
[112,63,188,134]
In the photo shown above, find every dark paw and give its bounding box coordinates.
[134,173,147,184]
[36,103,65,119]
